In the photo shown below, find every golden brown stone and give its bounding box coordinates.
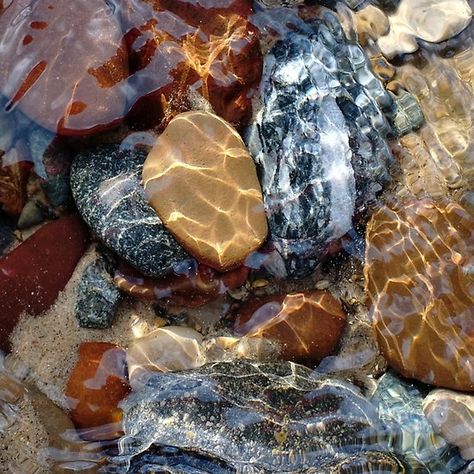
[365,198,474,391]
[143,111,267,272]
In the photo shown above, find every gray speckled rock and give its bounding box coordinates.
[371,372,467,473]
[70,145,190,277]
[0,216,14,256]
[246,15,393,278]
[111,360,405,473]
[258,0,305,7]
[75,254,122,329]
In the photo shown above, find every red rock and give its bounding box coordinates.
[114,260,249,308]
[0,156,32,216]
[0,0,128,135]
[66,342,130,440]
[234,291,347,364]
[121,0,262,130]
[0,214,89,352]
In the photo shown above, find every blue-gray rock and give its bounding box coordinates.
[246,14,394,278]
[111,360,407,473]
[70,144,190,278]
[371,372,467,473]
[75,254,122,329]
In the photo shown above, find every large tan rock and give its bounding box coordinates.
[143,111,267,271]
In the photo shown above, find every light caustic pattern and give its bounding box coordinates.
[364,198,474,391]
[142,111,267,272]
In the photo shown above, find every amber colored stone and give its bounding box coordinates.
[65,342,130,440]
[0,214,89,353]
[365,199,474,391]
[233,291,347,364]
[0,157,32,216]
[114,260,249,308]
[0,0,128,135]
[143,111,268,272]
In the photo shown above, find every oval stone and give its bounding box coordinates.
[142,111,268,272]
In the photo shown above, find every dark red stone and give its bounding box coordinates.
[114,260,249,308]
[0,0,128,136]
[66,342,130,440]
[0,214,89,352]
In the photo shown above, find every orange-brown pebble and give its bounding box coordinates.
[233,291,347,364]
[142,111,268,272]
[365,198,474,391]
[65,342,130,440]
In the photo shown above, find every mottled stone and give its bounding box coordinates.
[114,260,249,308]
[71,144,189,278]
[0,159,32,216]
[0,216,14,256]
[233,291,346,364]
[246,15,393,278]
[378,0,472,58]
[75,255,122,329]
[371,372,467,471]
[423,390,474,461]
[388,90,424,136]
[143,111,267,271]
[365,199,474,391]
[65,342,130,440]
[112,360,399,472]
[258,0,305,7]
[127,327,205,391]
[0,215,89,353]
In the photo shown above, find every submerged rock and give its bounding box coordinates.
[71,144,189,278]
[75,254,122,329]
[246,14,393,277]
[371,372,467,472]
[112,360,401,472]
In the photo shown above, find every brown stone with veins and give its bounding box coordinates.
[143,111,267,272]
[365,198,474,391]
[233,291,347,364]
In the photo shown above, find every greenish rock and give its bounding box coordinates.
[75,254,122,329]
[388,90,424,136]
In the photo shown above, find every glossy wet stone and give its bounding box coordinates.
[0,0,128,135]
[114,260,249,308]
[65,342,130,440]
[143,111,267,271]
[423,389,474,461]
[371,372,466,472]
[0,216,14,256]
[112,360,399,472]
[233,291,347,364]
[0,159,32,217]
[246,15,393,278]
[75,254,122,329]
[365,199,474,391]
[120,0,262,130]
[0,214,89,353]
[71,144,189,278]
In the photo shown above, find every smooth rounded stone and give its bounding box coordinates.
[114,260,249,308]
[112,359,399,472]
[0,0,128,135]
[65,342,130,441]
[365,199,474,391]
[71,144,190,278]
[378,0,472,58]
[0,214,89,353]
[423,390,474,461]
[233,290,347,364]
[258,0,305,7]
[143,111,267,272]
[371,372,467,472]
[246,15,393,278]
[0,159,32,217]
[388,90,424,136]
[126,327,206,392]
[75,254,122,329]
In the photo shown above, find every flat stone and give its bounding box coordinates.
[71,144,190,278]
[365,198,474,391]
[423,390,474,461]
[143,111,267,272]
[246,14,393,278]
[233,290,347,364]
[75,254,122,329]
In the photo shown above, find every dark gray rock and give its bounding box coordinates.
[0,215,14,256]
[70,144,189,278]
[111,360,404,473]
[246,14,394,278]
[75,254,122,329]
